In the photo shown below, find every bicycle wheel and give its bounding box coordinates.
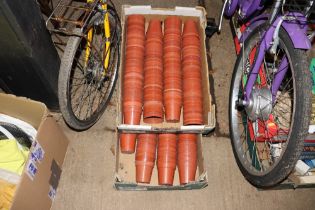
[229,26,312,187]
[58,6,121,130]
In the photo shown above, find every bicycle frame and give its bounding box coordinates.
[222,0,312,105]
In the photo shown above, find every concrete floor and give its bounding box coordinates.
[51,0,315,209]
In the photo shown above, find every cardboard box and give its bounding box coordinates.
[115,133,207,190]
[115,6,211,190]
[117,5,215,135]
[0,93,69,210]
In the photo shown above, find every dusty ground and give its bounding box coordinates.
[51,0,315,209]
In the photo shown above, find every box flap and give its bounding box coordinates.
[10,116,69,210]
[0,93,48,129]
[122,5,207,28]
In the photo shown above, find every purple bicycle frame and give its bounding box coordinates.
[244,12,311,103]
[224,0,264,18]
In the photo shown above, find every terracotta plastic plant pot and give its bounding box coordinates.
[146,38,163,45]
[157,133,177,185]
[164,69,181,78]
[125,48,145,59]
[144,92,163,102]
[182,71,201,80]
[125,58,144,67]
[182,36,200,47]
[164,88,182,94]
[145,46,163,56]
[135,134,157,183]
[178,133,197,141]
[182,58,201,67]
[127,31,145,40]
[135,164,154,183]
[146,38,163,47]
[144,74,163,85]
[164,101,182,122]
[124,71,144,80]
[143,101,163,118]
[146,19,162,38]
[165,16,182,29]
[164,33,181,40]
[182,64,201,73]
[125,65,144,74]
[127,14,145,25]
[164,56,181,64]
[157,167,176,185]
[123,92,142,103]
[164,79,182,90]
[164,39,181,47]
[145,58,163,68]
[123,90,143,100]
[182,46,200,58]
[164,66,181,73]
[177,133,197,184]
[177,164,197,185]
[183,114,203,125]
[123,109,142,125]
[143,117,163,124]
[127,26,145,34]
[123,78,143,88]
[182,80,202,91]
[164,45,181,53]
[120,133,137,154]
[164,51,181,60]
[183,20,199,36]
[126,38,145,49]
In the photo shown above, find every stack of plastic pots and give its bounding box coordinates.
[157,134,177,185]
[182,20,203,125]
[121,15,145,154]
[163,16,183,122]
[177,133,197,185]
[143,19,164,123]
[135,134,157,183]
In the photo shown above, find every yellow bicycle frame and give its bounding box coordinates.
[85,0,111,76]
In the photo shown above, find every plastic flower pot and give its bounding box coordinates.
[183,113,203,125]
[135,134,157,183]
[123,107,142,125]
[157,133,177,185]
[127,14,145,26]
[143,117,163,124]
[135,161,155,183]
[164,79,182,90]
[146,19,163,38]
[164,101,182,122]
[183,20,199,36]
[182,36,200,47]
[143,101,164,119]
[177,133,197,184]
[165,16,182,29]
[120,133,137,154]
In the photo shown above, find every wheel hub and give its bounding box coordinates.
[245,87,272,121]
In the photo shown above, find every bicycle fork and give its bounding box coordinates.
[85,0,111,76]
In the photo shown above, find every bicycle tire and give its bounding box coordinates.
[229,26,312,187]
[58,8,121,131]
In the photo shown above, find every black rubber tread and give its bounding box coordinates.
[58,9,120,131]
[229,26,312,188]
